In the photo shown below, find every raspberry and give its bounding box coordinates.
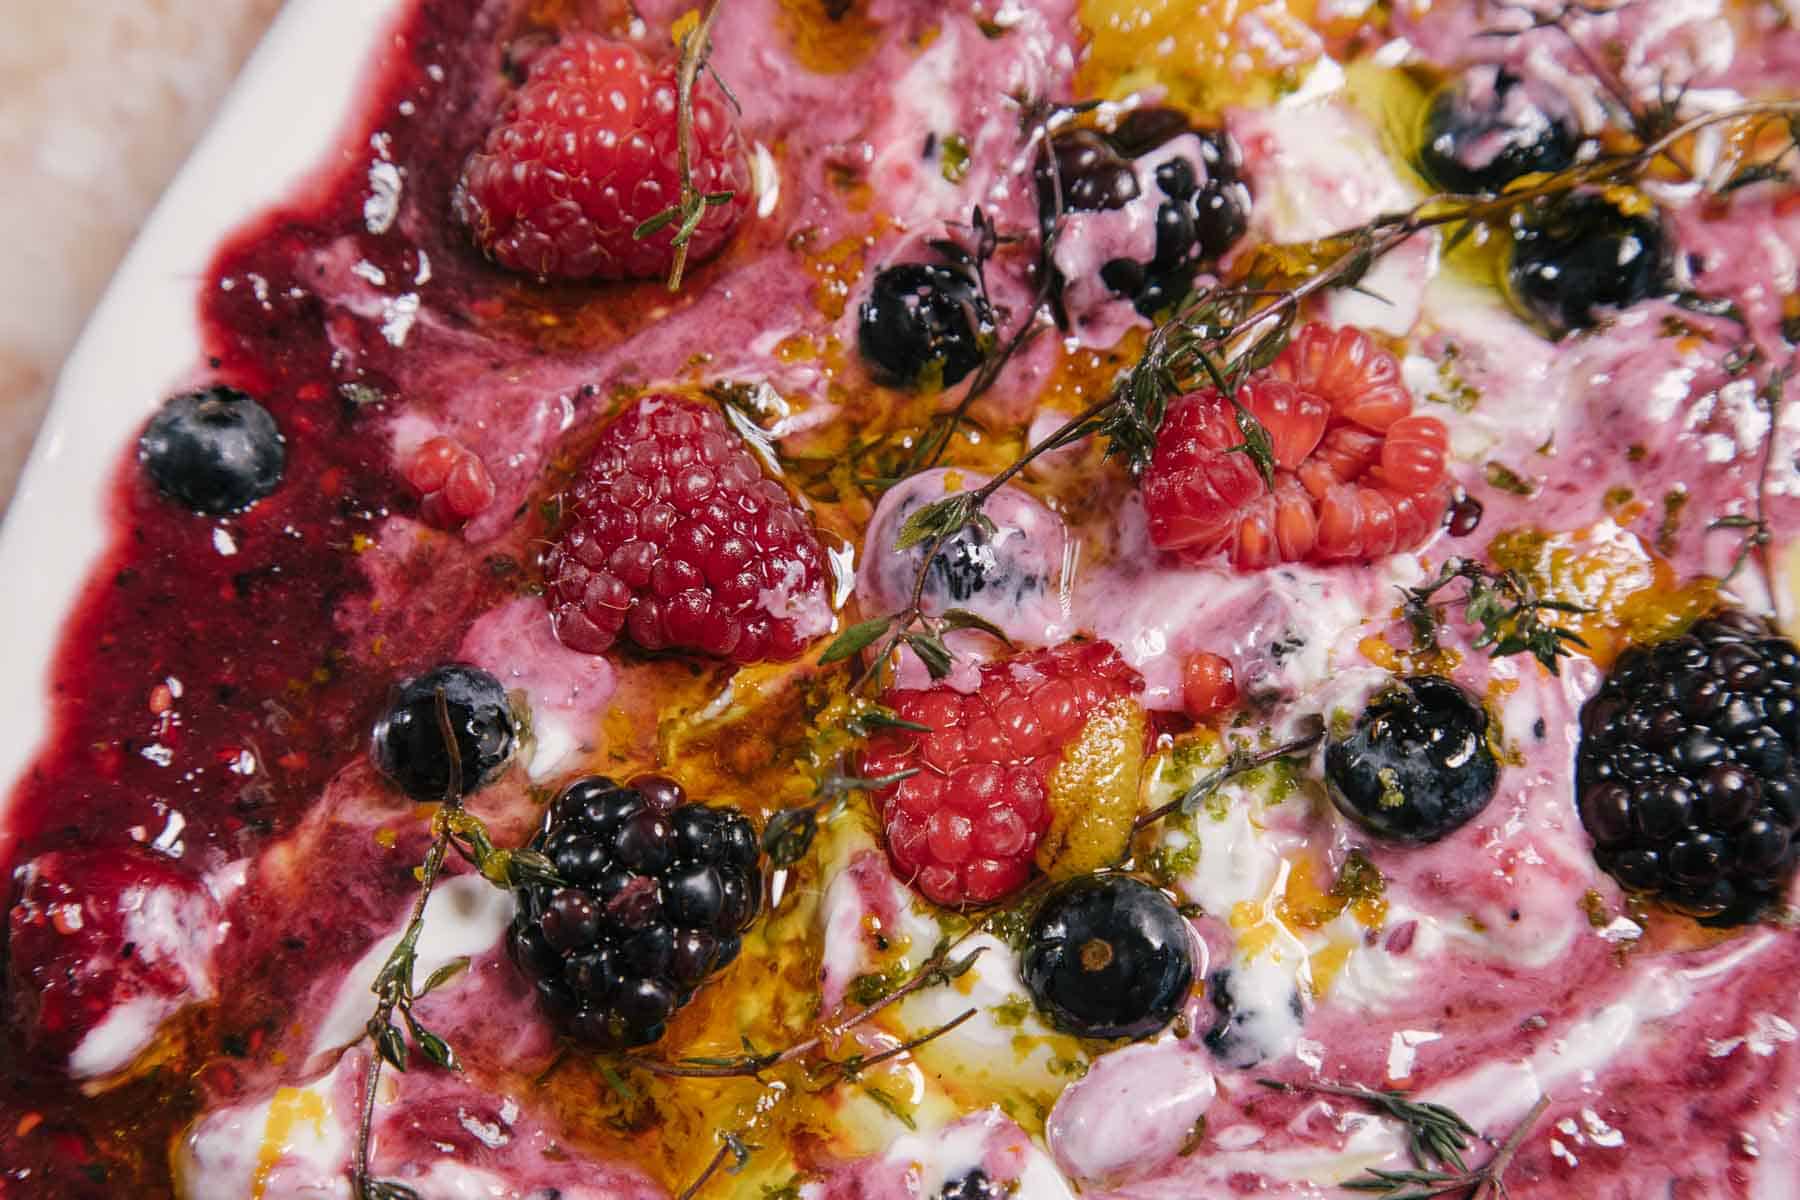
[1576,610,1800,923]
[1181,651,1239,720]
[859,640,1144,907]
[543,395,831,662]
[404,436,496,528]
[452,33,751,282]
[1141,323,1451,570]
[6,848,219,1070]
[508,775,762,1049]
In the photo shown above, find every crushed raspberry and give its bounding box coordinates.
[5,848,219,1069]
[859,640,1144,907]
[1141,322,1451,569]
[1181,651,1239,720]
[452,32,751,282]
[543,395,831,663]
[404,435,496,527]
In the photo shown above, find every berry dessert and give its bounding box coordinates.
[1577,611,1800,922]
[509,775,761,1049]
[542,393,830,661]
[4,2,1800,1199]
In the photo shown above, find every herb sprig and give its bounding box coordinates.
[1134,717,1326,832]
[634,0,737,292]
[1402,558,1590,675]
[1259,1079,1551,1198]
[349,693,557,1200]
[626,938,987,1197]
[1711,361,1792,599]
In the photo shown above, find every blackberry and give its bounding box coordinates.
[138,386,286,515]
[371,664,517,801]
[1505,193,1667,338]
[1036,110,1250,320]
[1576,611,1800,923]
[857,263,994,389]
[1020,875,1194,1040]
[509,775,762,1048]
[1325,676,1499,843]
[1418,66,1581,195]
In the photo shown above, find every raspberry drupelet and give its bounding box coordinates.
[543,394,831,663]
[453,32,751,282]
[1142,322,1451,569]
[860,640,1144,907]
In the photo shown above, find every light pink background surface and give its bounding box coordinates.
[0,0,283,514]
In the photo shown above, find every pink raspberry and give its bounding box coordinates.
[544,395,831,663]
[860,641,1144,907]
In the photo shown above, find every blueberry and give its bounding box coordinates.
[858,263,994,388]
[1325,676,1499,843]
[1419,66,1581,194]
[138,386,286,514]
[370,664,517,800]
[1505,193,1667,338]
[1020,875,1195,1040]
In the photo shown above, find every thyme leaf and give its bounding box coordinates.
[1403,558,1588,675]
[635,0,734,292]
[1135,717,1327,832]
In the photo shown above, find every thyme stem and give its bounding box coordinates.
[1135,720,1327,832]
[351,691,464,1199]
[675,1141,734,1200]
[620,940,986,1079]
[664,0,728,292]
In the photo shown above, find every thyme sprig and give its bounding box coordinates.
[619,937,984,1079]
[760,752,919,867]
[1711,361,1792,598]
[631,938,985,1198]
[1134,717,1327,832]
[349,693,556,1199]
[1403,558,1590,674]
[634,0,736,292]
[1259,1079,1551,1197]
[1260,1078,1477,1171]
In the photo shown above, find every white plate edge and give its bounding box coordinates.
[0,0,415,858]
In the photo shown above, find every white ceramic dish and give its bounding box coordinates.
[0,0,413,857]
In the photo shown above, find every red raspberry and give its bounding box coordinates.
[1141,323,1451,569]
[404,435,496,528]
[6,848,219,1070]
[544,395,830,662]
[1181,650,1238,720]
[859,641,1144,907]
[452,33,751,282]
